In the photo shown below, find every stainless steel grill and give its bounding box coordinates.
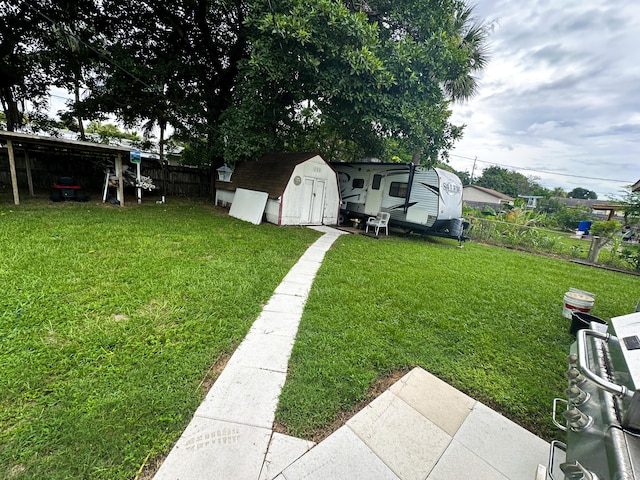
[548,312,640,479]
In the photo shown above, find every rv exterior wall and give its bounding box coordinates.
[332,162,464,235]
[434,168,463,220]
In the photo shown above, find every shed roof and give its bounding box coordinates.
[463,184,514,201]
[217,152,325,199]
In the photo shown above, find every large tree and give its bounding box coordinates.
[475,165,543,198]
[224,0,486,164]
[3,0,490,173]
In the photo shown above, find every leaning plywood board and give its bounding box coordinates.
[229,188,269,225]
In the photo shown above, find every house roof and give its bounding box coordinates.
[633,178,640,192]
[463,184,514,201]
[551,197,601,209]
[216,152,325,199]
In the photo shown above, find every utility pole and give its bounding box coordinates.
[470,156,477,184]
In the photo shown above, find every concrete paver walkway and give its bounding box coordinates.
[154,226,558,480]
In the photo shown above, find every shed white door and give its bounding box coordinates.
[301,178,326,224]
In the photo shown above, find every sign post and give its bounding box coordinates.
[130,150,142,204]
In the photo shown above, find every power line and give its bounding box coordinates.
[449,153,629,184]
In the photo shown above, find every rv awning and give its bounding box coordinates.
[0,130,131,206]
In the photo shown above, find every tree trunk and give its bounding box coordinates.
[587,236,610,263]
[412,151,421,165]
[1,86,22,131]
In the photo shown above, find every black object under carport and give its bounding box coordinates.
[50,176,89,202]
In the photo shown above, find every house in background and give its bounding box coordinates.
[633,178,640,192]
[215,152,340,226]
[463,185,514,210]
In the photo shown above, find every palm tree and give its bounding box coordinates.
[443,3,492,102]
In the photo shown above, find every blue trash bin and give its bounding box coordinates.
[578,221,592,235]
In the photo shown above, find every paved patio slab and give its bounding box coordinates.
[426,439,510,480]
[390,368,475,436]
[279,427,400,480]
[347,390,451,480]
[453,402,550,480]
[259,433,315,480]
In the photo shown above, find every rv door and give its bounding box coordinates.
[364,173,384,215]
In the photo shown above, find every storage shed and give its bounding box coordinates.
[215,153,340,226]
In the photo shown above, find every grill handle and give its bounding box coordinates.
[551,398,568,431]
[576,329,632,399]
[547,440,566,480]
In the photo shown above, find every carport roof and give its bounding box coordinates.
[0,130,130,154]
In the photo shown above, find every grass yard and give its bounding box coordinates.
[276,234,640,442]
[3,200,640,479]
[0,200,320,480]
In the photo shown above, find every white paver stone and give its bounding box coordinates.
[454,402,550,480]
[390,367,475,436]
[195,364,286,428]
[281,427,400,480]
[262,293,307,315]
[226,331,295,373]
[153,418,272,480]
[347,390,452,480]
[301,250,329,261]
[426,439,509,480]
[250,311,305,338]
[259,433,316,480]
[274,280,312,297]
[287,258,323,276]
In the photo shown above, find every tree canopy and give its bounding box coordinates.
[1,0,491,168]
[473,165,544,198]
[568,187,598,200]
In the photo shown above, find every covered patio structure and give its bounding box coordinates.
[0,130,131,206]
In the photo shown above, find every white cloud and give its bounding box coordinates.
[449,0,640,199]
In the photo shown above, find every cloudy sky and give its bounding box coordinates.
[448,0,640,199]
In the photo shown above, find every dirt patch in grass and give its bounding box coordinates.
[273,368,411,444]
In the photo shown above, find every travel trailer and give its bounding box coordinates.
[332,162,468,239]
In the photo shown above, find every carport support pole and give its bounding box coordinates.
[7,139,19,205]
[24,149,34,196]
[116,153,124,207]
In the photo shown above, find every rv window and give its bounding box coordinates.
[389,182,408,198]
[352,178,364,189]
[372,174,382,190]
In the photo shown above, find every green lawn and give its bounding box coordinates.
[2,201,639,479]
[0,200,320,480]
[275,234,640,441]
